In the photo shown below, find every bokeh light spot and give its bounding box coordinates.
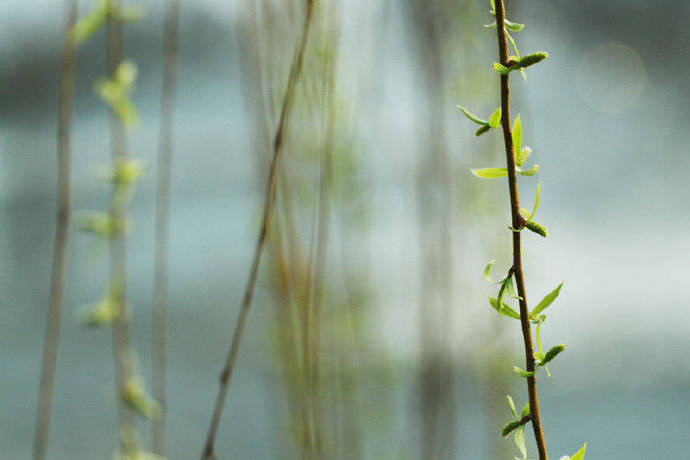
[575,42,647,114]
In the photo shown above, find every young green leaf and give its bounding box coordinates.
[505,19,525,32]
[489,297,521,320]
[506,31,520,59]
[529,181,541,220]
[96,61,140,127]
[535,322,544,356]
[530,282,563,318]
[570,443,587,460]
[457,106,487,125]
[507,395,518,418]
[489,107,502,128]
[502,419,523,437]
[505,276,522,300]
[520,402,530,418]
[514,426,527,459]
[517,164,539,176]
[70,0,108,45]
[539,344,565,366]
[484,259,497,283]
[512,115,522,157]
[493,62,511,75]
[525,220,548,237]
[496,275,512,316]
[471,167,508,178]
[513,366,535,378]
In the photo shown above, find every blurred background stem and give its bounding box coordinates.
[151,0,180,455]
[32,2,77,458]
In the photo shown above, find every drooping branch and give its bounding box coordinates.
[105,11,137,455]
[200,2,315,458]
[493,1,548,458]
[151,0,180,455]
[32,2,78,458]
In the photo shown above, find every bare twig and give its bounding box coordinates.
[151,0,180,455]
[32,2,78,458]
[200,2,315,458]
[494,1,548,458]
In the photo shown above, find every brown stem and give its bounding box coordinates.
[151,0,180,455]
[200,2,315,458]
[32,2,78,459]
[493,1,548,459]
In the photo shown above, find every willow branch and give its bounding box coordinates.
[494,1,548,459]
[200,2,315,458]
[106,12,136,453]
[32,2,78,458]
[151,0,180,455]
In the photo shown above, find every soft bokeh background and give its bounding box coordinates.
[2,0,689,458]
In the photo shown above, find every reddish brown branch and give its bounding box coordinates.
[494,1,548,459]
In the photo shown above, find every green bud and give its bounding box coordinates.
[122,377,160,420]
[539,344,565,366]
[525,220,547,237]
[107,159,144,185]
[515,52,548,69]
[78,212,128,238]
[80,298,122,327]
[516,146,532,167]
[502,419,523,437]
[475,124,491,136]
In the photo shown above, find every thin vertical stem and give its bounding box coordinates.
[200,2,315,458]
[151,0,180,455]
[106,12,136,454]
[494,1,547,459]
[32,2,78,458]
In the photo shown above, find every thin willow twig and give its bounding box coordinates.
[32,2,78,458]
[106,12,136,454]
[151,0,180,455]
[494,1,548,458]
[200,2,315,458]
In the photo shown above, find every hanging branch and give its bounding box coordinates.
[200,1,315,458]
[459,1,587,459]
[151,0,180,455]
[32,2,78,459]
[492,0,548,456]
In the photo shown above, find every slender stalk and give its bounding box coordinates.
[32,2,78,458]
[106,13,136,454]
[494,1,547,458]
[200,2,315,458]
[151,0,180,455]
